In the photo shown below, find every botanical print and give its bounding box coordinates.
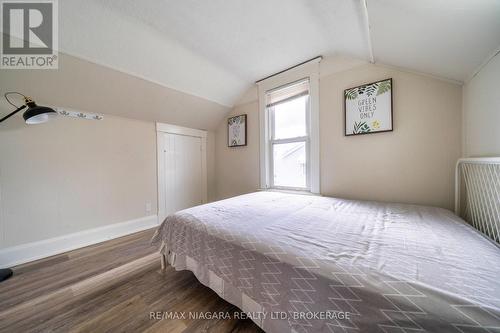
[228,114,246,147]
[345,78,392,136]
[352,121,371,134]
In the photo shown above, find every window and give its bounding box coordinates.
[266,79,310,190]
[257,57,320,193]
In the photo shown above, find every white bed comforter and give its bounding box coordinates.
[152,191,500,332]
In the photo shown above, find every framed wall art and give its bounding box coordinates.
[228,114,247,147]
[344,78,393,136]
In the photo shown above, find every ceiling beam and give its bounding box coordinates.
[361,0,375,64]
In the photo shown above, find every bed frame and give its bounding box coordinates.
[455,157,500,243]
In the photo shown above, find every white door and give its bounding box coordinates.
[164,132,203,214]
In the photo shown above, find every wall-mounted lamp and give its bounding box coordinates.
[0,92,57,124]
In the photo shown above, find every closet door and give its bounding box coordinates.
[163,132,203,215]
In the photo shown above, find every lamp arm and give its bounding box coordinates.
[0,104,27,123]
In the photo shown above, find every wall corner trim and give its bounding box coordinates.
[0,215,159,267]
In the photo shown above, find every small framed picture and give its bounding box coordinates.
[228,114,247,147]
[344,78,393,136]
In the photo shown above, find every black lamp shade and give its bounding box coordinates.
[23,105,57,124]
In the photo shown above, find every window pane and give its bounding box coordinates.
[272,95,307,139]
[273,142,306,188]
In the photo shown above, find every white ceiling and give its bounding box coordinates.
[369,0,500,82]
[60,0,500,107]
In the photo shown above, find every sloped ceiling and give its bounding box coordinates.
[58,0,500,108]
[59,0,246,107]
[94,0,370,82]
[369,0,500,82]
[0,53,229,130]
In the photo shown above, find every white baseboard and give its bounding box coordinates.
[0,215,159,267]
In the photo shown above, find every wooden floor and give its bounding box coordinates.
[0,229,262,333]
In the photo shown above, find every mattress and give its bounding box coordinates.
[152,191,500,332]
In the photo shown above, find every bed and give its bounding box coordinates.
[152,158,500,332]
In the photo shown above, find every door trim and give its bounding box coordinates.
[156,122,207,223]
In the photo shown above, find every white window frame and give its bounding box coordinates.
[257,58,320,194]
[268,88,310,191]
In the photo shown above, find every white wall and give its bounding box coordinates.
[215,57,463,210]
[463,52,500,157]
[0,52,222,262]
[0,115,157,249]
[215,101,260,199]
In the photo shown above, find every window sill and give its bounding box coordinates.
[259,188,320,196]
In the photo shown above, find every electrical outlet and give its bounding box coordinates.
[145,202,152,214]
